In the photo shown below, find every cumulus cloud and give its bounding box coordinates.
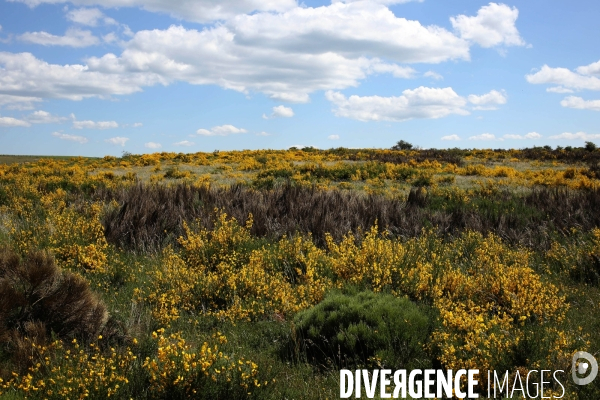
[525,132,542,139]
[424,71,443,80]
[196,125,247,136]
[0,116,31,127]
[0,52,160,103]
[333,0,421,4]
[560,96,600,112]
[18,28,99,47]
[468,89,507,110]
[450,2,526,48]
[0,94,41,110]
[27,110,68,124]
[576,60,600,77]
[503,132,541,140]
[468,133,499,141]
[144,141,162,149]
[549,132,600,141]
[66,8,117,26]
[105,136,129,146]
[328,135,340,140]
[229,2,469,64]
[546,87,574,94]
[263,105,294,119]
[325,87,469,122]
[174,140,194,146]
[73,119,119,129]
[52,131,88,143]
[132,122,143,127]
[0,3,523,106]
[9,0,297,23]
[367,62,416,79]
[441,134,460,141]
[526,64,600,92]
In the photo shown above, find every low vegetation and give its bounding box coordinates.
[0,145,599,398]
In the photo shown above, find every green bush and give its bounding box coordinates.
[292,290,431,370]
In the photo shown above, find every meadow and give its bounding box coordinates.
[1,145,599,399]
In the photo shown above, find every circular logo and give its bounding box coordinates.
[572,351,598,386]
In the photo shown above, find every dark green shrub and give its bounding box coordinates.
[585,141,597,152]
[391,140,413,150]
[292,290,431,370]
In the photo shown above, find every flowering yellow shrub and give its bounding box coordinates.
[48,203,109,272]
[0,337,135,399]
[546,228,600,279]
[143,330,260,397]
[323,227,570,374]
[326,225,404,292]
[145,246,198,325]
[147,211,331,322]
[428,233,568,373]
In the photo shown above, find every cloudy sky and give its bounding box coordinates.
[0,0,599,156]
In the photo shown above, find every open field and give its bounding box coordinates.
[1,146,600,399]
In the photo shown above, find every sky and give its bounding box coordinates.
[0,0,599,156]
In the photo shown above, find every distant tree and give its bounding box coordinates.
[391,140,414,150]
[585,141,597,152]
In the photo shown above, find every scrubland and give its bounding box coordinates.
[1,146,600,399]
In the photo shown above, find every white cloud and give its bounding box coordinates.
[333,0,421,4]
[67,8,117,26]
[424,71,443,80]
[441,134,460,141]
[27,110,68,124]
[105,136,129,146]
[549,132,600,141]
[469,133,499,141]
[0,116,31,127]
[525,132,542,139]
[18,28,99,47]
[560,96,600,112]
[328,134,340,140]
[526,65,600,91]
[52,131,88,143]
[468,89,507,110]
[80,3,469,103]
[0,52,162,104]
[229,2,469,64]
[73,119,119,129]
[103,32,119,44]
[325,87,469,122]
[450,2,525,48]
[174,140,194,146]
[367,62,416,79]
[263,105,294,119]
[144,141,162,149]
[196,125,247,136]
[503,132,541,140]
[0,3,522,106]
[546,87,574,94]
[256,131,270,136]
[0,94,41,110]
[132,122,143,127]
[10,0,297,23]
[576,60,600,77]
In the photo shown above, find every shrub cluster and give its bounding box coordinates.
[292,290,431,370]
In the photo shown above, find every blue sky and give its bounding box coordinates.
[0,0,599,156]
